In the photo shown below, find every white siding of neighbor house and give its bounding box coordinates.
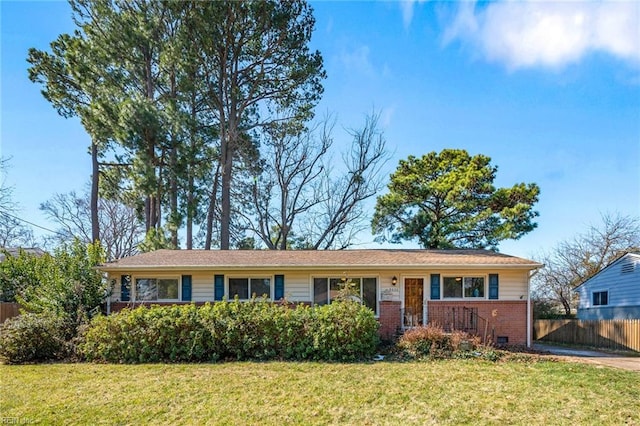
[576,254,640,310]
[108,267,532,303]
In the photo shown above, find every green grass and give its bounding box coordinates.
[1,360,638,425]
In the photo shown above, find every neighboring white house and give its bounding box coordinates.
[574,252,640,320]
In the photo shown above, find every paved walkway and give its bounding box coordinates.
[532,342,640,372]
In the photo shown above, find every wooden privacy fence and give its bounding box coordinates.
[0,302,20,323]
[534,319,640,352]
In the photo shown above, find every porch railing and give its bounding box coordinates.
[428,306,479,334]
[401,307,424,328]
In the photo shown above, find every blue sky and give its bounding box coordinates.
[1,1,639,259]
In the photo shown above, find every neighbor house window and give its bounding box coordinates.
[135,278,179,301]
[443,276,485,299]
[592,291,608,306]
[313,277,378,315]
[228,277,271,299]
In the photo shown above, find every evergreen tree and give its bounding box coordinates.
[372,149,540,249]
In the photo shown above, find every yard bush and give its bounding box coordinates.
[81,304,219,363]
[397,324,480,359]
[309,301,379,361]
[273,303,316,360]
[80,300,379,363]
[0,313,70,364]
[206,299,281,360]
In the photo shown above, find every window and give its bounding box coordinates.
[443,276,485,299]
[228,277,271,299]
[313,277,378,315]
[135,278,179,301]
[593,291,608,306]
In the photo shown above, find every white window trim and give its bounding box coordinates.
[310,275,379,316]
[132,275,181,302]
[441,275,488,300]
[227,275,274,300]
[592,289,609,307]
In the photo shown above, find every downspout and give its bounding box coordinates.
[106,275,113,315]
[527,268,541,348]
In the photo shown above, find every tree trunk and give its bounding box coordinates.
[204,163,221,250]
[90,141,100,243]
[186,91,197,251]
[169,68,179,248]
[560,291,572,316]
[170,145,178,248]
[219,137,232,250]
[186,173,193,250]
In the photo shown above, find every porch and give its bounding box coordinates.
[401,305,484,335]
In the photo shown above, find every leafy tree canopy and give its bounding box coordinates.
[0,239,105,333]
[372,149,540,250]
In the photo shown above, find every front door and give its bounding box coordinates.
[404,278,424,327]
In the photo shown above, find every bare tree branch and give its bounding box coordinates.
[40,189,145,260]
[532,213,640,316]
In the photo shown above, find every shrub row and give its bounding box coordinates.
[79,300,379,363]
[0,313,71,364]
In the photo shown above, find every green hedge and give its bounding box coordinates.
[80,300,379,363]
[0,313,70,364]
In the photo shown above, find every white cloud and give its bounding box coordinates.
[380,105,396,128]
[336,43,392,81]
[401,1,416,28]
[339,45,376,77]
[444,1,640,70]
[400,0,428,29]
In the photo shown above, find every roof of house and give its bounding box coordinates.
[99,249,543,271]
[573,252,640,291]
[0,247,47,262]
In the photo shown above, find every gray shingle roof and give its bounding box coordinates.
[99,249,542,271]
[0,247,47,262]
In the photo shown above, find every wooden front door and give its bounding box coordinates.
[404,278,424,327]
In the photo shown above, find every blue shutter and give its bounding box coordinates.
[214,274,224,301]
[181,275,192,301]
[489,274,499,300]
[120,275,131,302]
[274,274,285,300]
[430,274,440,300]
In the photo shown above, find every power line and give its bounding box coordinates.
[0,208,68,237]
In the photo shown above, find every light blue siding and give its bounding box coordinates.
[575,253,640,320]
[577,306,640,320]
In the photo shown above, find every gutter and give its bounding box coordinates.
[97,263,544,272]
[527,267,542,348]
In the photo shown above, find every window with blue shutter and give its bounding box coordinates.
[120,275,131,302]
[489,274,499,300]
[430,274,440,300]
[181,275,192,301]
[274,274,285,300]
[214,274,224,301]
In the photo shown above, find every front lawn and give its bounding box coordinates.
[1,360,638,425]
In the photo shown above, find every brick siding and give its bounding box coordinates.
[427,300,530,345]
[378,301,402,340]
